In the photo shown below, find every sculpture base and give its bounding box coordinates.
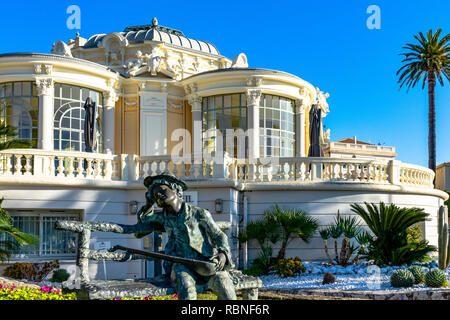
[62,270,262,300]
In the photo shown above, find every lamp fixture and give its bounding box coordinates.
[215,199,223,214]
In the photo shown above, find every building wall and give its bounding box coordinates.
[243,187,444,263]
[436,163,450,191]
[122,88,140,155]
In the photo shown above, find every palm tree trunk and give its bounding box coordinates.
[428,72,436,174]
[276,243,286,260]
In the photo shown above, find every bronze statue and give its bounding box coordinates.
[117,173,237,300]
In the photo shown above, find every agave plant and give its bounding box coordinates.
[319,211,363,266]
[350,202,436,266]
[263,205,319,260]
[0,198,39,262]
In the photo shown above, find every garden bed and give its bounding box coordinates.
[259,260,450,300]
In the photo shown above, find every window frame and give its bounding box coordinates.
[259,94,296,158]
[53,83,104,153]
[3,211,80,260]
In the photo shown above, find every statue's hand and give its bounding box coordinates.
[144,191,155,208]
[212,253,226,272]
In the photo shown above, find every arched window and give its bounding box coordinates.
[202,93,247,157]
[0,82,39,147]
[54,84,103,152]
[259,94,295,157]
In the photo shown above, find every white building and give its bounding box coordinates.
[0,19,447,280]
[323,137,397,160]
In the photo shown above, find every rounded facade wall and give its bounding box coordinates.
[0,185,147,281]
[244,188,444,262]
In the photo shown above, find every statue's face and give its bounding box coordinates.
[151,184,180,209]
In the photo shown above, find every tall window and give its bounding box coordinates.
[259,94,295,157]
[0,82,39,147]
[0,212,79,258]
[202,93,247,157]
[54,84,103,152]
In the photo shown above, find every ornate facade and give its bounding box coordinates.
[0,19,446,281]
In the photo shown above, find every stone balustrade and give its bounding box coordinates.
[328,142,396,153]
[0,149,435,189]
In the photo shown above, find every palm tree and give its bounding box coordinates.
[264,205,318,260]
[0,122,32,151]
[397,29,450,173]
[237,218,280,268]
[350,202,436,265]
[0,198,39,262]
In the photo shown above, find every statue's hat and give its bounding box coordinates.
[143,172,188,191]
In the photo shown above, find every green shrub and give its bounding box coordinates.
[390,269,415,288]
[3,260,59,282]
[242,257,271,277]
[350,202,436,266]
[408,266,425,284]
[50,269,70,283]
[425,269,448,288]
[272,257,306,278]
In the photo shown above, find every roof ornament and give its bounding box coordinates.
[152,17,158,27]
[51,40,73,57]
[76,31,80,38]
[230,53,248,68]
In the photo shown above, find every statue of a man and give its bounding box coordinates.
[121,173,237,300]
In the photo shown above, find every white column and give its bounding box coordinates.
[103,90,118,154]
[295,100,307,157]
[36,78,54,150]
[188,94,203,161]
[246,89,262,161]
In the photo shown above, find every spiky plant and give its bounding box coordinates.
[350,202,436,265]
[397,29,450,172]
[0,198,39,262]
[339,215,361,265]
[319,228,334,263]
[319,213,363,265]
[264,205,318,260]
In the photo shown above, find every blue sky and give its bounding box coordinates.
[1,0,449,167]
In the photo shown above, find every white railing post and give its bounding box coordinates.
[120,154,129,181]
[129,154,140,181]
[33,154,45,177]
[389,160,401,185]
[310,161,323,181]
[213,152,232,179]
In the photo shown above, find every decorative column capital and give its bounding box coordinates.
[246,89,262,106]
[184,83,198,95]
[295,99,307,114]
[36,78,54,96]
[187,94,202,112]
[104,90,119,107]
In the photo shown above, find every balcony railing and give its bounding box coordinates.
[0,149,435,189]
[328,142,396,153]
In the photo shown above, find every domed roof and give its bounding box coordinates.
[83,18,220,55]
